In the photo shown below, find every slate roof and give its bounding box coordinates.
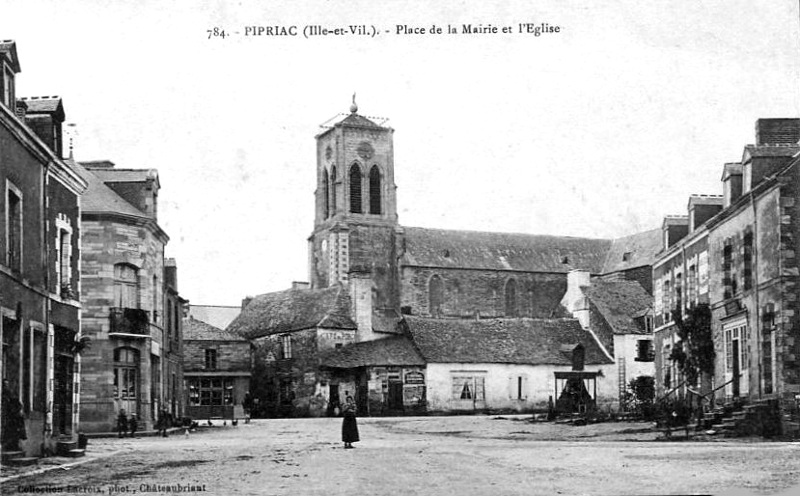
[227,285,356,339]
[601,228,662,274]
[405,316,612,365]
[320,336,425,368]
[20,96,63,114]
[338,113,383,129]
[401,227,612,273]
[188,305,242,330]
[88,168,159,186]
[743,145,800,160]
[69,159,149,218]
[184,317,248,342]
[372,308,404,334]
[583,279,652,336]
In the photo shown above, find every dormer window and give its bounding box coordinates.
[2,65,14,108]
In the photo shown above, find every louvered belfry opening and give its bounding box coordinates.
[330,166,337,215]
[349,164,362,213]
[369,165,381,215]
[322,168,330,218]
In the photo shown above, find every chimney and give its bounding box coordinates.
[721,163,743,208]
[164,258,178,291]
[241,296,253,311]
[15,99,27,120]
[0,41,20,109]
[662,215,689,250]
[560,269,591,329]
[755,118,800,145]
[349,269,375,342]
[291,281,310,290]
[687,195,723,232]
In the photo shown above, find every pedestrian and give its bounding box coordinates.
[341,392,359,449]
[1,379,27,451]
[128,414,138,438]
[116,409,128,438]
[157,409,168,437]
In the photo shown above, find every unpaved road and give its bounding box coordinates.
[2,416,799,496]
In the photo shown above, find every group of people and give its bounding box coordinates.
[2,379,27,451]
[116,408,172,438]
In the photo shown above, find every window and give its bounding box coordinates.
[687,264,697,308]
[743,231,753,291]
[2,66,14,108]
[58,228,73,295]
[504,278,517,317]
[113,347,139,401]
[323,168,330,218]
[428,275,444,317]
[724,323,748,373]
[114,263,140,308]
[369,165,381,214]
[187,378,232,406]
[451,375,485,401]
[280,334,292,359]
[662,344,672,388]
[662,280,671,322]
[622,252,632,262]
[5,182,22,271]
[204,349,217,370]
[762,304,775,395]
[723,239,736,299]
[635,339,655,362]
[152,275,159,323]
[279,379,294,404]
[675,273,683,317]
[349,164,362,213]
[330,166,337,215]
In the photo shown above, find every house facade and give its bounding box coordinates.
[76,160,174,432]
[183,317,249,420]
[1,40,88,457]
[654,118,800,435]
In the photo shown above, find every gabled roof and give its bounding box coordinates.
[405,316,612,365]
[227,285,356,339]
[184,316,248,342]
[70,159,150,219]
[401,227,612,273]
[188,305,242,330]
[320,335,425,368]
[583,279,652,336]
[20,96,63,116]
[601,228,662,274]
[338,113,383,129]
[0,40,20,72]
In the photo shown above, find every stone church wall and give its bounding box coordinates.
[400,267,567,319]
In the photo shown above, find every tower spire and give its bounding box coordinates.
[350,93,358,114]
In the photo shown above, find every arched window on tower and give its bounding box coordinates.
[505,278,517,317]
[429,274,444,317]
[369,165,381,215]
[322,168,330,219]
[349,164,362,214]
[330,166,337,215]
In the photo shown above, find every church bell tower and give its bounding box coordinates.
[308,97,401,311]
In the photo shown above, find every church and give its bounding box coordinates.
[227,100,661,417]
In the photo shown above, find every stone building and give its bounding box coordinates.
[1,40,88,457]
[233,102,661,417]
[654,118,800,435]
[162,258,186,420]
[183,317,249,420]
[76,160,182,432]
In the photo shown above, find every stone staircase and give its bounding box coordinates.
[56,438,86,458]
[1,450,38,467]
[702,399,782,438]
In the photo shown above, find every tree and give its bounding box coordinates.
[669,303,715,388]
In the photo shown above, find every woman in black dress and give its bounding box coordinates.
[341,393,359,449]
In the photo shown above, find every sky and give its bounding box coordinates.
[3,0,800,306]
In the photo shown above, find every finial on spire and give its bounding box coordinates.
[350,93,358,114]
